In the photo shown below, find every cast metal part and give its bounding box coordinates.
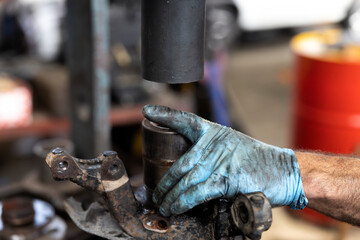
[46,148,214,240]
[45,119,273,239]
[141,0,206,83]
[33,138,76,185]
[214,198,242,239]
[231,192,272,240]
[139,119,192,209]
[63,198,132,240]
[0,197,66,240]
[142,119,192,191]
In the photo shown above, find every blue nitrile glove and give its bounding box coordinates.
[143,105,308,217]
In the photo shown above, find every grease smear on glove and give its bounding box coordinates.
[143,105,308,217]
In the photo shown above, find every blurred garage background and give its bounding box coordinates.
[0,0,360,239]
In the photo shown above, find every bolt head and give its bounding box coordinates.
[103,150,117,158]
[52,147,64,155]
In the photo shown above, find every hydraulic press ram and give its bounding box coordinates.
[45,118,272,240]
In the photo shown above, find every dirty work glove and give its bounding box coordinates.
[142,105,308,217]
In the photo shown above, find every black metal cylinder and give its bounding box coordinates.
[141,0,206,84]
[142,119,191,190]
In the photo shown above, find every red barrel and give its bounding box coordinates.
[291,29,360,225]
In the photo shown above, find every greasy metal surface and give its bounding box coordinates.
[231,192,272,240]
[64,198,132,240]
[0,170,80,210]
[67,0,111,158]
[142,119,192,190]
[214,199,242,240]
[33,138,74,183]
[141,0,206,83]
[2,197,35,226]
[0,198,66,240]
[66,196,215,240]
[134,185,154,209]
[46,148,214,240]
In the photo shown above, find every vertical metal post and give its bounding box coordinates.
[66,0,110,158]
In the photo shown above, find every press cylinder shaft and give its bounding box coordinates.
[142,118,192,191]
[141,0,206,84]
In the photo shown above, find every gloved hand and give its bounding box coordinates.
[143,105,308,217]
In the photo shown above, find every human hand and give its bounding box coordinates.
[143,105,308,217]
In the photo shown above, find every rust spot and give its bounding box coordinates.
[142,214,170,233]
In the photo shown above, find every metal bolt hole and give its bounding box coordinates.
[110,164,119,174]
[58,161,68,171]
[239,203,249,224]
[157,219,168,229]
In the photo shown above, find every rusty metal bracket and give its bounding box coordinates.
[46,148,216,240]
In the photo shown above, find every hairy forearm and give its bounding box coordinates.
[295,151,360,226]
